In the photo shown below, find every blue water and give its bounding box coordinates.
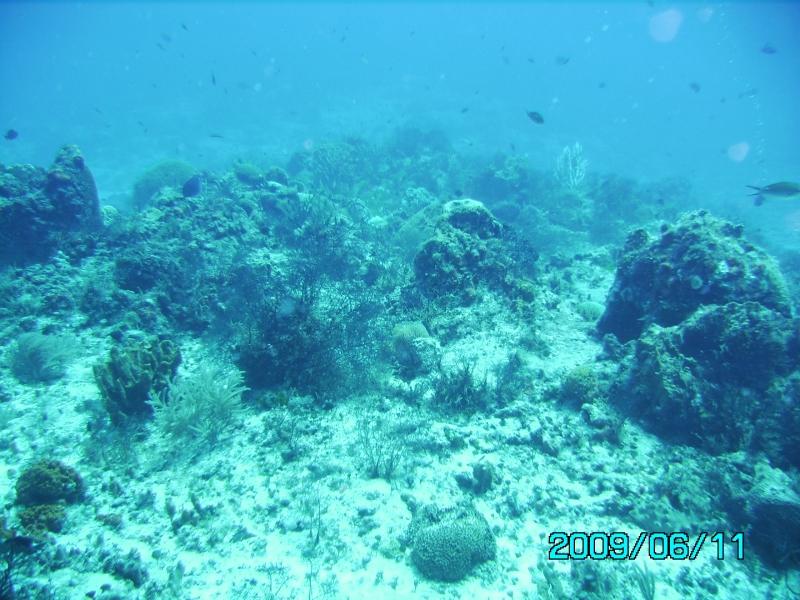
[2,2,798,210]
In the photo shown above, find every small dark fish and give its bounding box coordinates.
[460,107,469,114]
[94,106,103,114]
[527,57,535,64]
[211,72,216,86]
[555,55,570,66]
[502,55,510,66]
[761,43,776,54]
[208,133,225,139]
[161,32,172,43]
[250,48,258,57]
[182,174,202,197]
[453,189,463,198]
[510,142,517,152]
[689,82,701,93]
[156,42,166,51]
[598,81,606,89]
[340,35,346,43]
[181,23,189,31]
[4,129,18,140]
[526,111,544,124]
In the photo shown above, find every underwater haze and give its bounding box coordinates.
[2,2,799,197]
[2,2,800,599]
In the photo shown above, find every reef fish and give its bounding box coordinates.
[526,111,544,124]
[182,174,202,197]
[748,182,800,206]
[4,129,18,140]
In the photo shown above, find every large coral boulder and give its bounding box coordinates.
[413,198,510,300]
[612,301,800,459]
[598,211,791,343]
[0,145,101,265]
[45,144,101,229]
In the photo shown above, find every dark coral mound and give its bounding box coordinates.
[601,211,800,466]
[598,210,791,343]
[745,482,800,569]
[0,145,101,265]
[414,198,534,303]
[15,459,85,506]
[15,459,85,534]
[614,302,799,455]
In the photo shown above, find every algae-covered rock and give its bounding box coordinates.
[598,211,791,343]
[406,502,495,582]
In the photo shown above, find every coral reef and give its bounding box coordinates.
[2,129,798,598]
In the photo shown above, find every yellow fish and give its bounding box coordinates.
[748,181,800,206]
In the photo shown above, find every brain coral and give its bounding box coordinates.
[407,502,495,582]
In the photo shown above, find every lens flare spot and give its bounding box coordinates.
[649,9,683,42]
[727,142,750,162]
